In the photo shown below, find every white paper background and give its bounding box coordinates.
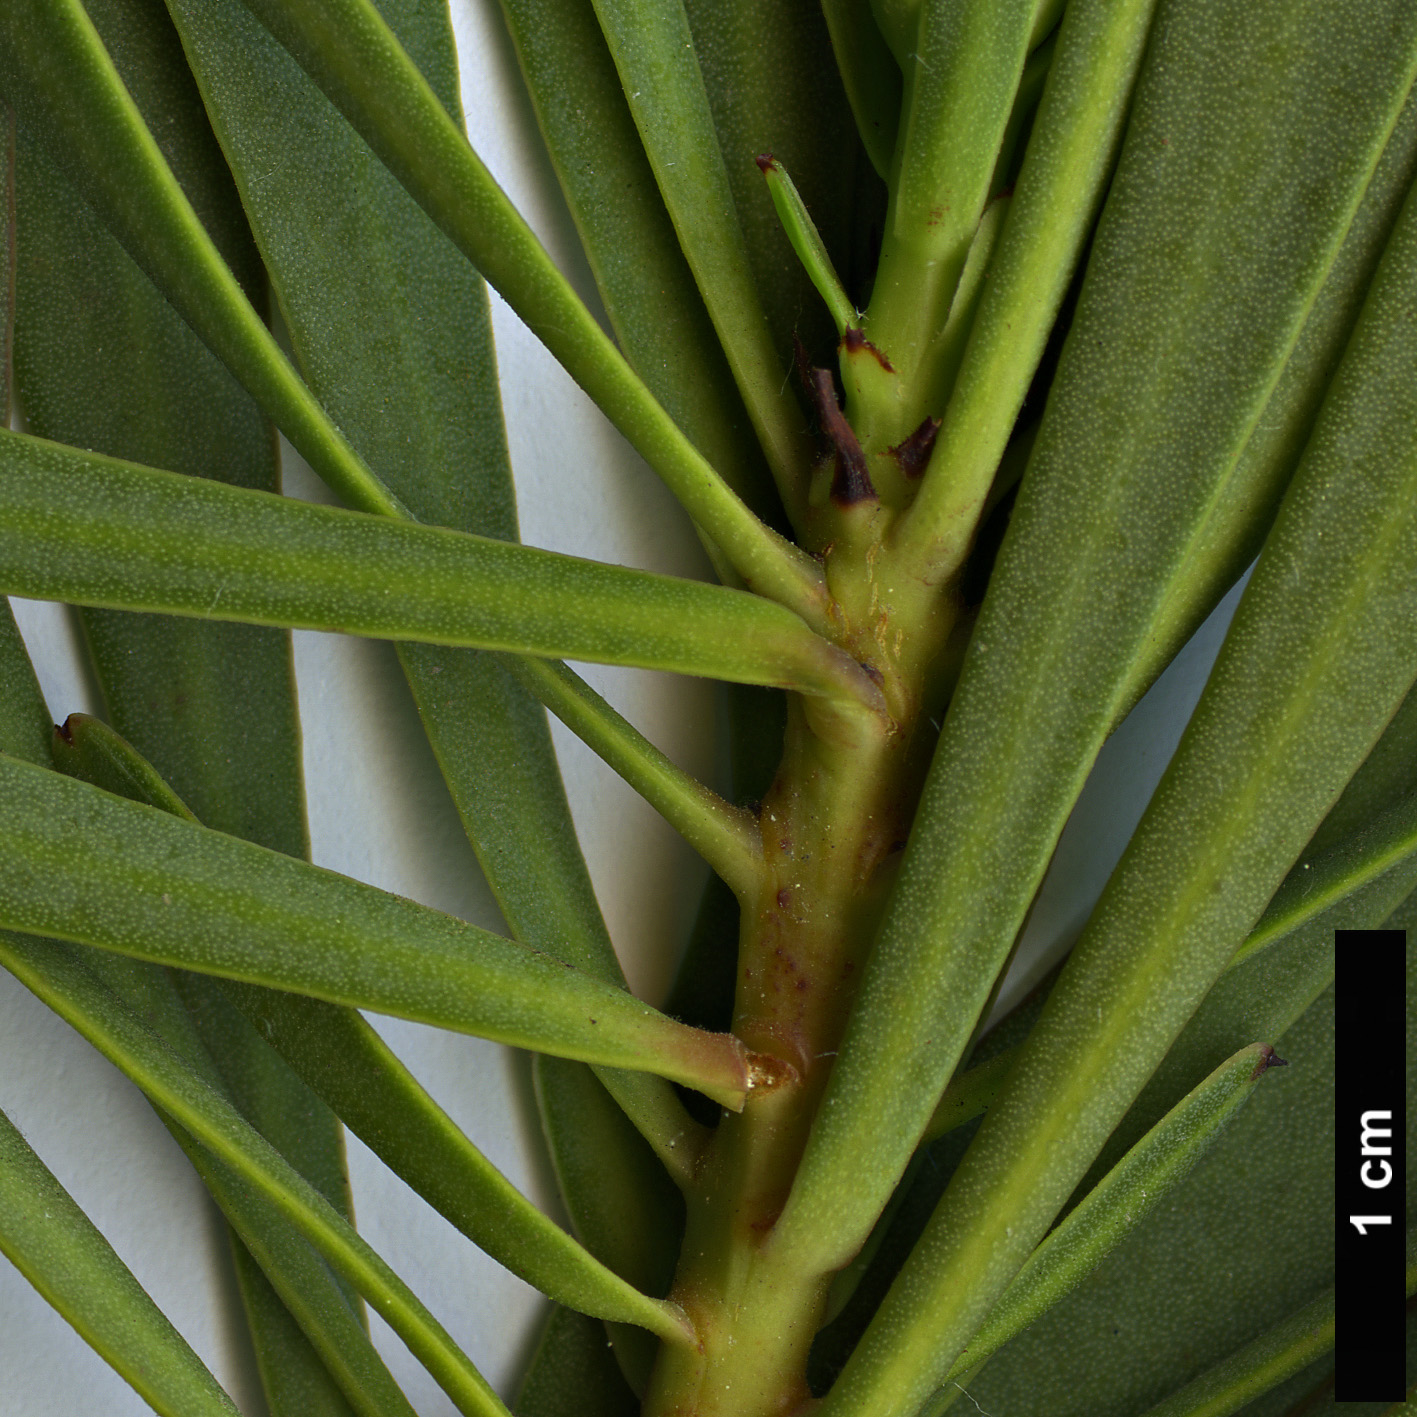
[0,2,1245,1409]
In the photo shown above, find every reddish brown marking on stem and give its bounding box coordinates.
[745,1050,799,1093]
[891,416,942,479]
[842,325,894,371]
[755,152,778,174]
[776,887,792,909]
[1251,1043,1288,1079]
[53,717,76,746]
[808,367,875,505]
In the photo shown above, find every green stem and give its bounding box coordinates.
[863,0,1036,395]
[890,0,1160,583]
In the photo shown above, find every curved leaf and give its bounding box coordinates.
[223,982,693,1342]
[160,0,710,1175]
[0,755,756,1106]
[0,430,872,710]
[230,0,831,618]
[0,931,517,1417]
[0,1104,241,1417]
[0,0,400,518]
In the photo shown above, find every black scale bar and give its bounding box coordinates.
[1335,928,1407,1401]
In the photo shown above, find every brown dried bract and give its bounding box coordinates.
[808,366,875,505]
[1251,1043,1289,1079]
[891,415,942,479]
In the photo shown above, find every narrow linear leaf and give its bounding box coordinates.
[507,657,763,902]
[939,1044,1285,1386]
[515,1305,639,1417]
[584,0,811,504]
[166,1117,413,1417]
[961,983,1348,1416]
[1119,77,1417,711]
[819,0,901,181]
[0,1104,241,1417]
[534,1055,686,1395]
[48,877,416,1417]
[1059,666,1417,1208]
[0,430,874,713]
[918,793,1404,1153]
[759,156,856,338]
[680,0,868,364]
[0,601,51,766]
[5,578,374,1411]
[896,0,1160,577]
[866,0,1037,383]
[496,0,777,528]
[868,0,917,65]
[12,119,307,856]
[224,1247,363,1417]
[16,83,368,1398]
[774,0,1417,1283]
[1135,1288,1334,1417]
[1307,678,1417,858]
[222,982,694,1343]
[51,712,194,820]
[1233,784,1417,972]
[0,933,515,1417]
[0,0,400,518]
[0,755,757,1107]
[898,191,1009,429]
[817,161,1417,1417]
[158,0,708,1176]
[231,0,829,619]
[921,1046,1015,1145]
